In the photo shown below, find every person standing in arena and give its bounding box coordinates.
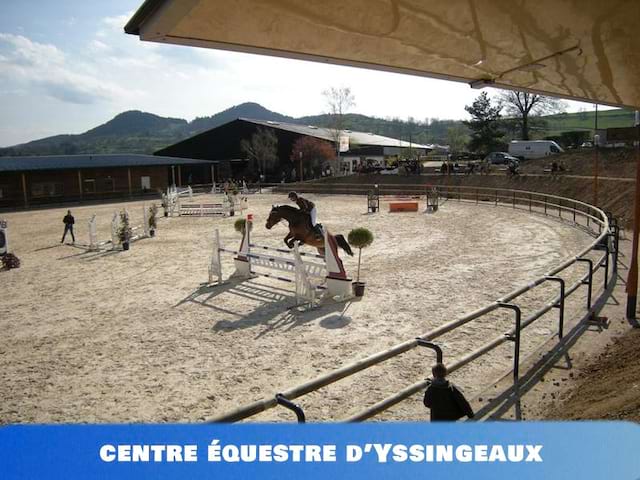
[61,210,76,244]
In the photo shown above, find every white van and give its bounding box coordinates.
[508,140,564,160]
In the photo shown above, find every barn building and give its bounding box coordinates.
[155,118,431,182]
[0,154,213,209]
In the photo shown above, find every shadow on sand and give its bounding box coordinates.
[176,278,353,339]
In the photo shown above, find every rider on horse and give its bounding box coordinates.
[288,192,322,237]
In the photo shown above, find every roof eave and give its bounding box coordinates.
[124,0,168,35]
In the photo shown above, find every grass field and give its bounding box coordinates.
[542,108,636,136]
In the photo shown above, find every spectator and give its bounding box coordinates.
[423,363,474,421]
[61,210,75,244]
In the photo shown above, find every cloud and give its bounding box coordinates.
[0,33,132,105]
[103,12,134,31]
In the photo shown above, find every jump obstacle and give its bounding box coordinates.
[87,206,151,251]
[163,186,193,216]
[179,194,248,217]
[208,216,352,306]
[88,213,119,251]
[425,187,439,213]
[366,187,440,214]
[367,188,380,213]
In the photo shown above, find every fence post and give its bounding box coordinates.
[559,199,562,218]
[513,191,516,209]
[497,303,522,385]
[275,394,305,423]
[544,196,547,215]
[416,338,444,364]
[576,258,594,310]
[545,276,566,340]
[495,190,498,206]
[476,189,479,205]
[603,243,610,289]
[529,193,532,212]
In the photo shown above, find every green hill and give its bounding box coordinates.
[0,104,636,157]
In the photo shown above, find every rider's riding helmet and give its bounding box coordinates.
[288,191,298,200]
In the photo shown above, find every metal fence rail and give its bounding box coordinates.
[209,185,616,423]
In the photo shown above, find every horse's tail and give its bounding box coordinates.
[334,234,354,256]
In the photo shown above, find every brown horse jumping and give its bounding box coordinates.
[265,205,353,256]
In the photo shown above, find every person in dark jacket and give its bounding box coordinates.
[423,363,474,421]
[61,210,75,244]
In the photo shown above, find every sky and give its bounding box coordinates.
[0,0,600,147]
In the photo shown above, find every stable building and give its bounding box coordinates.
[155,118,431,180]
[0,154,213,209]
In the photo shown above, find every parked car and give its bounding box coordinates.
[580,141,594,148]
[484,152,520,165]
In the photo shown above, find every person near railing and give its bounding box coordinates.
[423,363,474,421]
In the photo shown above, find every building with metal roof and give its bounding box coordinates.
[0,154,214,209]
[156,118,433,179]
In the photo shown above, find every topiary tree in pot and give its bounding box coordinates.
[148,204,158,237]
[234,218,251,235]
[117,210,132,251]
[347,227,374,297]
[1,253,20,270]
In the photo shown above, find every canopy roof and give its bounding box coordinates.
[125,0,640,109]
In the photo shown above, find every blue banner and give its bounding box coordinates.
[1,422,638,479]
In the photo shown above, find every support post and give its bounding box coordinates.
[545,276,566,340]
[21,172,28,207]
[497,303,522,385]
[77,170,83,200]
[416,338,443,364]
[127,167,132,196]
[577,258,594,310]
[275,394,305,423]
[626,112,640,319]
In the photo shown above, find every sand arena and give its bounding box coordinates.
[0,192,598,423]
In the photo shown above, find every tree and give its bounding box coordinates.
[322,86,356,173]
[498,90,566,140]
[290,137,336,180]
[463,92,504,154]
[446,125,470,152]
[240,127,278,176]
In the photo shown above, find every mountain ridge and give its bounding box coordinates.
[0,103,634,157]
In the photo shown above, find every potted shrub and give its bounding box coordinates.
[148,204,158,237]
[117,210,132,251]
[234,218,250,235]
[347,227,374,297]
[161,194,169,217]
[1,252,20,270]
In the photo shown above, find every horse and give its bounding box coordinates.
[265,205,354,257]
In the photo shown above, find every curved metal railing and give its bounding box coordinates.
[208,185,618,423]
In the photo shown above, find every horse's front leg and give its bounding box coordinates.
[284,232,295,249]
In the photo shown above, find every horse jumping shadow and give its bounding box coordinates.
[176,278,352,339]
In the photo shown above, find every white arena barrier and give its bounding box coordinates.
[208,215,352,306]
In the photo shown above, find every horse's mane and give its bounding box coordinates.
[272,204,302,214]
